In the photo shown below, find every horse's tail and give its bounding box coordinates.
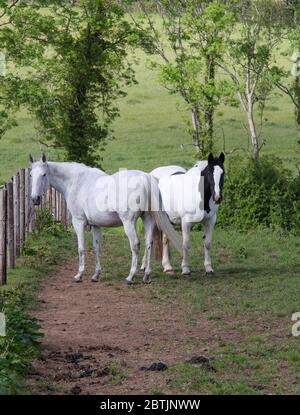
[153,226,163,262]
[148,175,182,255]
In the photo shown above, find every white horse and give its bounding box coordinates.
[141,153,225,275]
[29,154,182,284]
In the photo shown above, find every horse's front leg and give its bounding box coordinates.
[122,219,140,284]
[181,219,192,275]
[72,217,86,282]
[91,225,102,282]
[203,214,216,274]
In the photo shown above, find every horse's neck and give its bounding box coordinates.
[48,162,81,198]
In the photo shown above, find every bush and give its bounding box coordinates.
[34,208,66,237]
[0,288,42,394]
[218,155,300,233]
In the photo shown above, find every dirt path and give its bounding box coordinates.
[27,251,214,395]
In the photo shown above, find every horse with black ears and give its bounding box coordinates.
[147,152,225,276]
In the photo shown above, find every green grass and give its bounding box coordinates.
[97,226,300,395]
[3,228,77,292]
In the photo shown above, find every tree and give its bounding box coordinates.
[218,0,287,160]
[0,0,136,167]
[127,0,235,159]
[270,5,300,146]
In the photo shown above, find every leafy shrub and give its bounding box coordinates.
[0,288,42,394]
[34,208,66,237]
[218,155,300,233]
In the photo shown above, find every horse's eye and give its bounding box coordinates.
[43,174,46,177]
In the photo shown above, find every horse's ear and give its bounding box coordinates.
[41,153,47,163]
[219,152,225,163]
[208,153,214,164]
[29,154,34,164]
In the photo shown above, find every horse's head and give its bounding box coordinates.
[29,153,49,206]
[203,152,225,205]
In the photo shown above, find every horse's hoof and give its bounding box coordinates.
[123,279,132,286]
[140,267,146,272]
[143,276,152,284]
[91,273,101,282]
[164,269,175,275]
[73,278,82,283]
[182,268,191,276]
[205,266,214,275]
[182,272,191,277]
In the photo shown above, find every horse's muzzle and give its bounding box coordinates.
[31,196,41,206]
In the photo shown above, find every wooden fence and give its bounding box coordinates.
[0,167,70,285]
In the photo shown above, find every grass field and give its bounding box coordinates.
[0,43,300,394]
[0,48,299,183]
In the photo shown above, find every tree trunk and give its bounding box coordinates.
[294,75,300,144]
[191,107,202,156]
[247,99,260,160]
[204,53,215,153]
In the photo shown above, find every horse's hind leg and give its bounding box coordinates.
[122,219,140,284]
[91,225,102,282]
[72,217,86,282]
[141,213,155,284]
[140,247,147,272]
[162,233,173,273]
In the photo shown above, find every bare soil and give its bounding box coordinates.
[27,251,216,395]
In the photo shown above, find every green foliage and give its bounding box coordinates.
[22,209,69,266]
[34,208,65,237]
[0,288,43,394]
[218,155,300,232]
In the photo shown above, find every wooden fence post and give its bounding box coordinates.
[19,168,25,247]
[13,174,20,257]
[51,187,55,218]
[26,167,34,233]
[55,190,59,221]
[48,187,52,213]
[25,168,30,236]
[6,181,15,268]
[62,197,67,229]
[0,188,7,285]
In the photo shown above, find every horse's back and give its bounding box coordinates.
[150,165,186,180]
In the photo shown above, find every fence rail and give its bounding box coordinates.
[0,167,70,285]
